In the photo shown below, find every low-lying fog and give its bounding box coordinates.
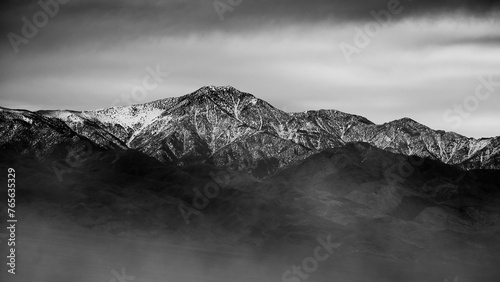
[2,213,499,282]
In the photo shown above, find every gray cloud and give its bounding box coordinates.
[441,35,500,46]
[0,0,499,138]
[2,0,500,37]
[1,0,499,55]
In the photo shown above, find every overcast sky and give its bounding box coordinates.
[1,0,499,138]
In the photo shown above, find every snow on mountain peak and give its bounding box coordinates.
[85,105,164,131]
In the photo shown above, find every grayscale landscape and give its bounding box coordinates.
[1,1,499,282]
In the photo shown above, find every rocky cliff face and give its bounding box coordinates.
[1,86,499,176]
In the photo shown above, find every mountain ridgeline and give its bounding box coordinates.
[2,86,500,282]
[1,86,498,177]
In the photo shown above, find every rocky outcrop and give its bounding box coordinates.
[1,86,499,176]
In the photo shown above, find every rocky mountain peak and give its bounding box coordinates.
[1,86,499,175]
[199,85,256,101]
[384,117,430,131]
[172,85,257,110]
[201,85,238,92]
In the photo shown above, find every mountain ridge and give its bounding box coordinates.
[2,87,500,282]
[1,86,499,176]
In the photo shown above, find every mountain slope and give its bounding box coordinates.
[2,87,500,282]
[1,86,499,177]
[2,141,500,282]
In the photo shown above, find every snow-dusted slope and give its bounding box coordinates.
[2,86,499,176]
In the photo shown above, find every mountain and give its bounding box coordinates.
[1,86,500,282]
[1,86,499,177]
[1,138,500,282]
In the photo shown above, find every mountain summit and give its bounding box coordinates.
[2,86,500,282]
[1,86,499,176]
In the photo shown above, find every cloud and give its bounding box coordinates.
[439,35,500,47]
[0,0,499,138]
[2,0,500,43]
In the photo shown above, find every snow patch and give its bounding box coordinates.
[20,115,33,124]
[88,106,164,130]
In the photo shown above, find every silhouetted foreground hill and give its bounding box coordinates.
[1,141,499,281]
